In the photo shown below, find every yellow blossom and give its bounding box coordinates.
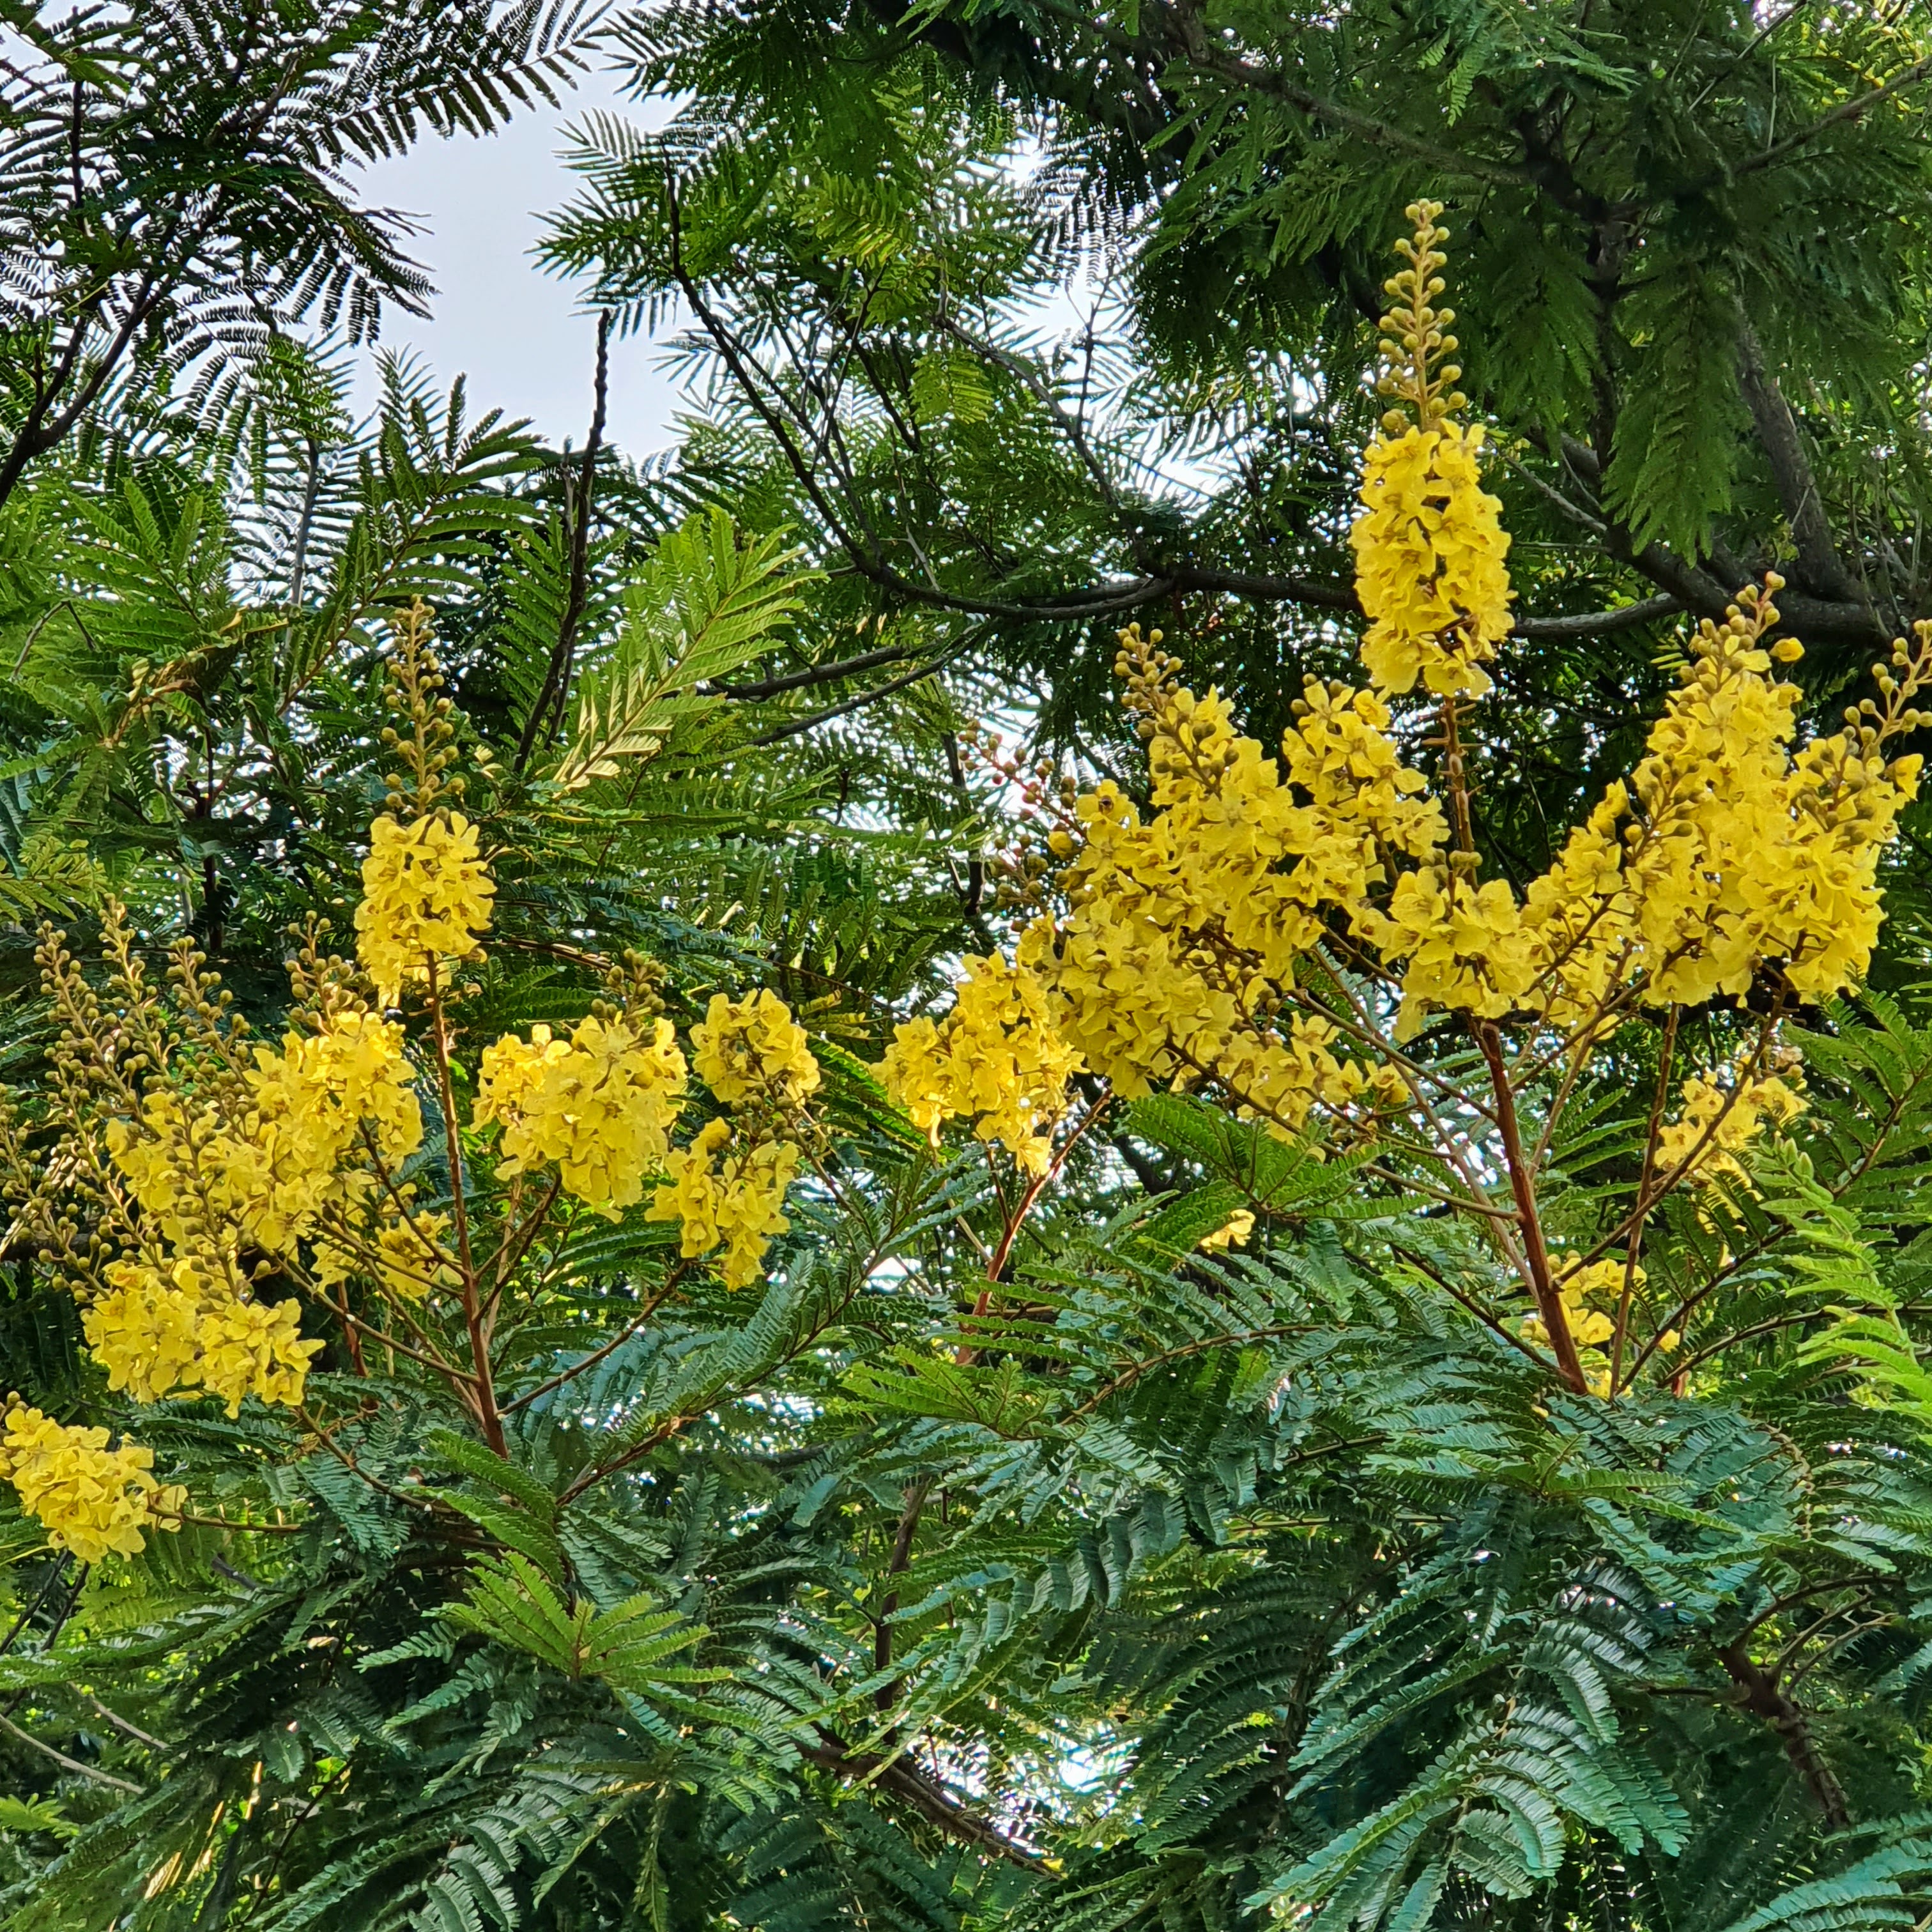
[477,1015,687,1216]
[1521,1255,1644,1396]
[648,1119,800,1289]
[86,1258,321,1414]
[371,1209,461,1301]
[105,1011,420,1261]
[1366,868,1537,1039]
[692,988,821,1112]
[0,1402,185,1563]
[1657,1070,1806,1190]
[354,811,494,1004]
[1199,1210,1255,1253]
[880,954,1080,1175]
[197,1298,321,1416]
[86,1257,218,1403]
[1350,423,1513,698]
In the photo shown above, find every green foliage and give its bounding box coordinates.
[11,4,1932,1929]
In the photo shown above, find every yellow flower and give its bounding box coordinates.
[477,1015,687,1216]
[692,988,821,1112]
[86,1258,215,1404]
[1349,422,1513,698]
[86,1258,321,1414]
[372,1209,461,1302]
[1365,867,1537,1039]
[877,1016,951,1137]
[1018,636,1414,1134]
[354,811,494,1004]
[196,1298,321,1417]
[648,1119,800,1289]
[1521,1255,1641,1390]
[1199,1210,1255,1253]
[0,1402,185,1563]
[880,954,1080,1175]
[107,1011,420,1262]
[1657,1069,1805,1191]
[1512,595,1923,1018]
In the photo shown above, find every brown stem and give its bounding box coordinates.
[1568,1009,1782,1308]
[801,1732,1046,1871]
[1717,1641,1851,1830]
[874,1476,936,1712]
[1475,1020,1588,1394]
[1612,1006,1679,1392]
[426,958,504,1455]
[484,1176,564,1317]
[955,1091,1109,1360]
[330,1280,368,1376]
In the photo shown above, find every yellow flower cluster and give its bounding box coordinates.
[1351,423,1514,699]
[880,953,1083,1175]
[0,1403,185,1562]
[86,1261,319,1416]
[1016,634,1415,1134]
[1344,593,1924,1039]
[355,811,495,1005]
[1523,1256,1629,1353]
[93,1008,419,1415]
[1348,200,1512,701]
[1657,1069,1806,1190]
[237,1011,425,1244]
[477,1016,689,1216]
[692,990,822,1112]
[1528,604,1920,1015]
[648,1119,801,1290]
[371,1209,461,1301]
[1519,1257,1673,1395]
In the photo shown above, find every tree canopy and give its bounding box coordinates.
[6,6,1932,1932]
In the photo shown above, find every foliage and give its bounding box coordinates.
[8,10,1932,1932]
[0,0,608,505]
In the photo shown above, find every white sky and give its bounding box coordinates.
[351,66,686,457]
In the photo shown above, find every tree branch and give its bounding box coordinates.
[803,1732,1048,1870]
[516,307,610,771]
[1735,318,1857,603]
[1717,1641,1852,1830]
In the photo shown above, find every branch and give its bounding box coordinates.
[1135,0,1538,189]
[516,309,611,771]
[711,639,916,700]
[1717,1642,1851,1830]
[873,1475,935,1709]
[1515,594,1683,639]
[1735,319,1857,603]
[1727,52,1932,182]
[1475,1018,1588,1394]
[749,627,986,745]
[0,1708,142,1793]
[803,1733,1048,1870]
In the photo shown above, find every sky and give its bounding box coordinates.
[351,66,685,457]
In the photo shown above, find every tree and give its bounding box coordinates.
[542,0,1932,945]
[0,0,606,507]
[8,190,1932,1932]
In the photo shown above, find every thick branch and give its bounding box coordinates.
[1736,320,1857,603]
[1718,1642,1851,1830]
[803,1733,1048,1870]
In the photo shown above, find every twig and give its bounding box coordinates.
[0,1709,142,1793]
[1612,1005,1678,1392]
